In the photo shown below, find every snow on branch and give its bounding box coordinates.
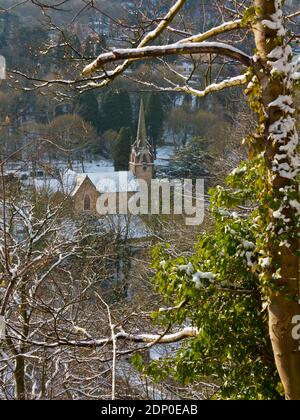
[286,10,300,20]
[119,327,199,345]
[81,0,185,85]
[180,19,243,44]
[83,42,251,76]
[11,327,199,348]
[137,0,186,48]
[129,73,249,98]
[178,73,249,97]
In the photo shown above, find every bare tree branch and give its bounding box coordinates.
[83,41,251,76]
[80,0,187,86]
[7,326,199,349]
[128,72,249,98]
[181,19,243,44]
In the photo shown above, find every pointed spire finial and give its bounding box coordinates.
[136,98,147,147]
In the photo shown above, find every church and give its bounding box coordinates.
[71,100,154,216]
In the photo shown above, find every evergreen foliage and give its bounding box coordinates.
[145,156,283,400]
[112,127,132,171]
[145,93,164,156]
[101,89,132,133]
[75,91,100,131]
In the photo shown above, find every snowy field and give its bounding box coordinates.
[154,145,175,167]
[76,146,175,172]
[4,146,175,192]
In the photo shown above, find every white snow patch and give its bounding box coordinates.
[267,45,293,75]
[279,240,291,248]
[0,316,5,340]
[245,251,254,267]
[290,199,300,215]
[260,257,271,268]
[273,208,283,219]
[192,271,215,289]
[242,240,255,250]
[160,260,166,269]
[231,166,247,176]
[178,262,194,275]
[155,146,175,167]
[269,95,295,114]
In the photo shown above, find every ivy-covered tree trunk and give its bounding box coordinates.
[253,0,300,400]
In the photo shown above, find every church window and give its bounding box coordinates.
[84,195,91,211]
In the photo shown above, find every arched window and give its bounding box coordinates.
[142,154,148,163]
[84,195,91,211]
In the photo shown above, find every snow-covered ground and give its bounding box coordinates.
[76,146,175,171]
[5,145,176,197]
[154,145,175,167]
[5,158,114,175]
[6,145,174,177]
[69,159,114,173]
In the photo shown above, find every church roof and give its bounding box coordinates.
[72,171,140,195]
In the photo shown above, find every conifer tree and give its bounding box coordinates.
[101,89,132,133]
[75,91,100,131]
[145,93,164,158]
[112,127,132,171]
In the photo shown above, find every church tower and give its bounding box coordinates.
[129,99,154,184]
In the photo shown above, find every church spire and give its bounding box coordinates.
[136,99,147,147]
[129,98,154,184]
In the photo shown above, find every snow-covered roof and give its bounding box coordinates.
[72,171,140,195]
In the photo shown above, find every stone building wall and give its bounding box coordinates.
[129,163,153,185]
[73,178,99,215]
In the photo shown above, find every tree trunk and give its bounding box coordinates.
[15,355,26,400]
[253,0,300,399]
[268,273,300,399]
